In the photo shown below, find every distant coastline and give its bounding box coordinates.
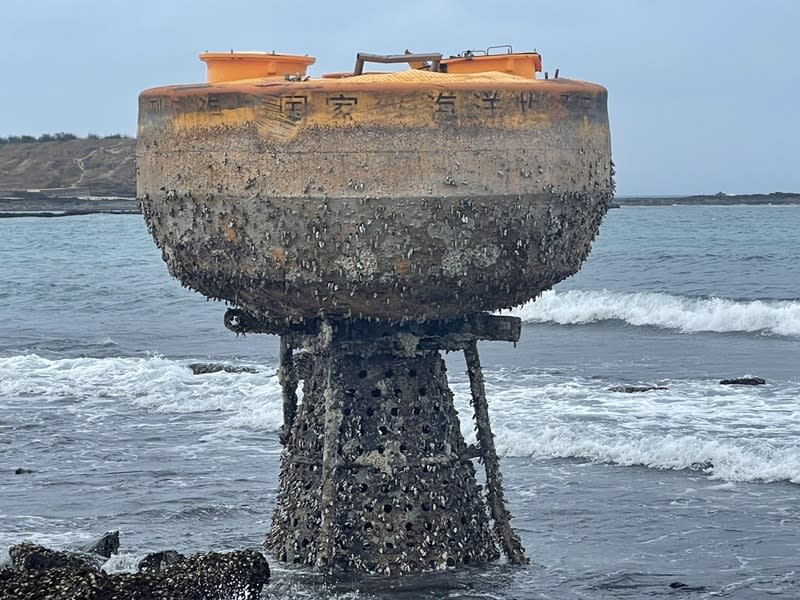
[1,137,798,216]
[0,137,135,200]
[615,191,800,206]
[0,192,138,218]
[3,192,799,218]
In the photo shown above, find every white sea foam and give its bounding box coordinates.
[0,528,98,566]
[2,355,799,484]
[102,552,151,573]
[0,354,284,433]
[504,289,800,336]
[493,426,800,484]
[451,373,800,484]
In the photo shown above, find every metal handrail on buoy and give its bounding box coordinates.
[353,52,443,75]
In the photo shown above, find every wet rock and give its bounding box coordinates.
[189,362,258,375]
[14,468,34,475]
[720,376,766,386]
[669,581,687,588]
[79,531,119,559]
[0,566,115,600]
[608,385,668,393]
[137,549,186,572]
[689,460,714,471]
[669,580,706,591]
[140,549,269,598]
[2,546,270,600]
[9,543,104,571]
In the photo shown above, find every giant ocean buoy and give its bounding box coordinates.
[137,47,612,575]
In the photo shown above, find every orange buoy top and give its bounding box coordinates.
[199,51,316,83]
[442,52,541,78]
[198,48,543,84]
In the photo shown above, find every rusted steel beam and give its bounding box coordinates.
[226,308,520,348]
[315,325,341,571]
[354,52,442,75]
[278,337,299,445]
[464,339,528,565]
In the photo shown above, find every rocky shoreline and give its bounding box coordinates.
[2,191,797,219]
[1,534,270,600]
[0,194,138,218]
[0,138,135,198]
[617,191,800,206]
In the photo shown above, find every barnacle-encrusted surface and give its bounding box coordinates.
[267,342,498,574]
[137,75,613,322]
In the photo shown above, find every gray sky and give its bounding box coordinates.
[1,0,797,195]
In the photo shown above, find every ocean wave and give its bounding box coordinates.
[3,355,798,484]
[505,289,800,336]
[0,354,284,433]
[451,375,800,485]
[494,426,800,484]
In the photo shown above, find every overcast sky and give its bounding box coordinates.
[1,0,797,195]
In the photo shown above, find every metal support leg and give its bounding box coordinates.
[315,324,340,571]
[278,337,299,445]
[464,340,528,564]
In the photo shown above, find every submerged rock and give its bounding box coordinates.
[9,543,104,571]
[137,549,186,572]
[689,460,714,472]
[189,362,258,375]
[720,376,766,386]
[669,580,707,591]
[79,531,119,559]
[608,385,668,393]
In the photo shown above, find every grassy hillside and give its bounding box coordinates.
[0,137,135,197]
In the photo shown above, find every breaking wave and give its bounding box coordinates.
[506,289,800,336]
[451,374,800,485]
[494,425,800,484]
[0,354,284,434]
[3,355,798,484]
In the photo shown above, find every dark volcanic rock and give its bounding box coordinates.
[608,385,668,393]
[137,550,186,572]
[189,362,258,375]
[79,531,119,559]
[0,566,115,600]
[132,550,270,599]
[669,580,707,591]
[9,543,104,571]
[689,460,714,471]
[2,546,270,600]
[720,376,766,386]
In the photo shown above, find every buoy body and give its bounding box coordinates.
[137,62,612,322]
[136,49,612,575]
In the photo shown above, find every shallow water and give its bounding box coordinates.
[1,207,799,598]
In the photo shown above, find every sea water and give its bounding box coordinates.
[1,206,798,598]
